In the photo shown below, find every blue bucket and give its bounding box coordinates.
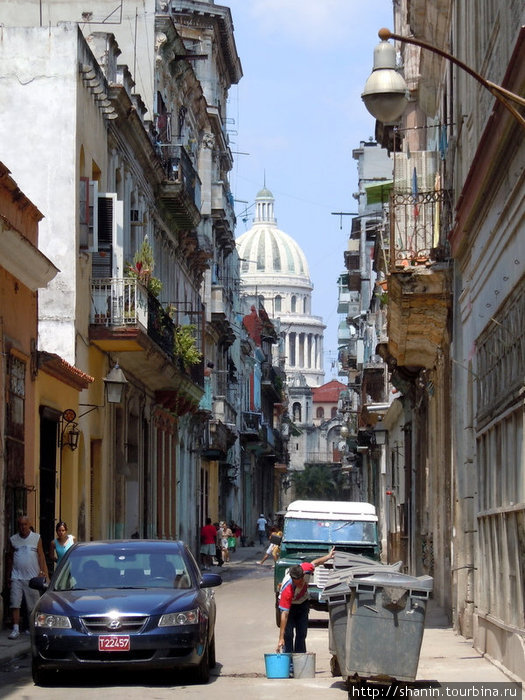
[264,652,291,678]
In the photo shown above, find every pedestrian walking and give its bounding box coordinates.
[276,547,335,653]
[228,521,239,552]
[214,522,224,567]
[221,521,232,562]
[200,517,217,570]
[257,528,282,565]
[256,514,267,545]
[49,520,76,565]
[6,515,49,639]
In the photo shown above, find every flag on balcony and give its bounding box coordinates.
[439,124,448,160]
[412,167,420,218]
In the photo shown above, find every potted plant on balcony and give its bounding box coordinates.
[174,324,202,371]
[126,238,162,298]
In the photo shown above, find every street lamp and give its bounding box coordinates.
[373,422,388,446]
[103,363,128,404]
[362,28,525,129]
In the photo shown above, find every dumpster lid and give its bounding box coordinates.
[321,562,404,597]
[351,571,433,592]
[321,567,433,599]
[334,551,380,569]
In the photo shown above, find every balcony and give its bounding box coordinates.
[212,182,236,251]
[361,364,389,407]
[259,423,276,453]
[389,189,451,270]
[304,451,342,466]
[210,284,236,347]
[202,419,238,459]
[212,370,237,427]
[387,266,452,369]
[383,183,453,370]
[338,320,353,344]
[158,144,201,229]
[240,411,262,441]
[261,362,284,401]
[90,278,204,413]
[337,288,360,314]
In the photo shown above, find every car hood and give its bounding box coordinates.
[37,588,198,616]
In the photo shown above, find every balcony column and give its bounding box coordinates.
[295,333,300,368]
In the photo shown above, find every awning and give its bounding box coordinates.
[365,181,393,205]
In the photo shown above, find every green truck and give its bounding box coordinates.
[274,500,380,625]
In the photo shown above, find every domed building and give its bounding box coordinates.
[236,187,325,388]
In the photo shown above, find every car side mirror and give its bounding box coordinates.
[29,576,48,592]
[200,572,222,588]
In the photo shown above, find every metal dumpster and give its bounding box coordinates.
[322,569,433,683]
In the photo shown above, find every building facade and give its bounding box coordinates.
[0,164,59,616]
[0,1,243,570]
[362,0,524,681]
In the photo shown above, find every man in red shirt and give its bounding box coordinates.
[276,547,335,653]
[200,517,217,570]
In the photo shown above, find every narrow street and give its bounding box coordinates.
[0,548,518,699]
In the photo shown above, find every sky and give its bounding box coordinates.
[225,0,393,380]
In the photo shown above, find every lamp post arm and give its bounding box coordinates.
[379,28,525,129]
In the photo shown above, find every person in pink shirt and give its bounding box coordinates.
[200,517,217,570]
[276,547,335,653]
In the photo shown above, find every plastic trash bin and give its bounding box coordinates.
[322,569,433,683]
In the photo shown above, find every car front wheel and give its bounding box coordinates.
[192,642,210,684]
[32,658,51,686]
[209,634,216,668]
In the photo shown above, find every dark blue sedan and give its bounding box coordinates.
[29,540,221,685]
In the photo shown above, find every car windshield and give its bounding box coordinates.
[53,547,193,591]
[284,518,377,544]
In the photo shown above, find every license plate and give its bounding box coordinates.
[98,635,130,652]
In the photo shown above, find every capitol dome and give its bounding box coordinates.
[236,188,310,282]
[236,187,325,388]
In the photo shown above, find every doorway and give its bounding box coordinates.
[39,410,58,564]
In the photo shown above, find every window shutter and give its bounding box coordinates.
[79,177,89,249]
[91,193,116,278]
[88,181,98,252]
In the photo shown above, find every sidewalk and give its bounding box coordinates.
[0,544,520,688]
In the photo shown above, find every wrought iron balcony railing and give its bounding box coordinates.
[90,279,204,386]
[389,189,452,270]
[91,277,148,327]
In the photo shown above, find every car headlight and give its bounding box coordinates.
[35,613,72,629]
[158,609,200,627]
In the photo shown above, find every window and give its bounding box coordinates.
[274,295,282,313]
[293,402,302,422]
[316,407,324,420]
[6,355,25,486]
[291,295,297,313]
[84,191,124,278]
